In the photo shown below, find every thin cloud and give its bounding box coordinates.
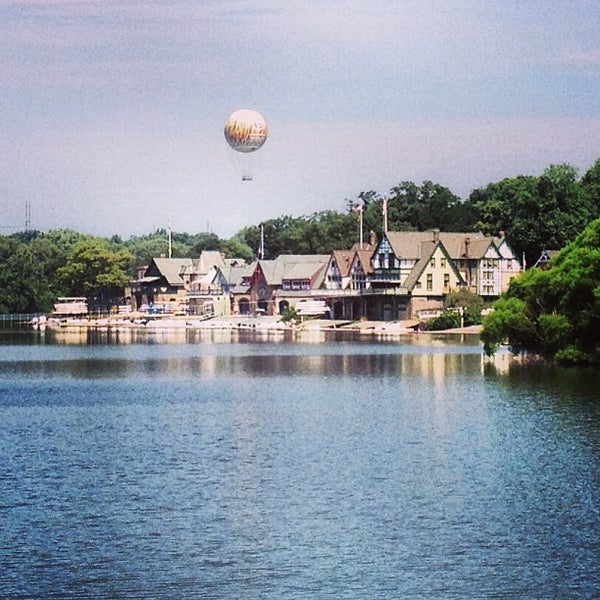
[1,0,598,237]
[556,49,600,68]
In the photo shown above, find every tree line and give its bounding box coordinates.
[1,159,599,314]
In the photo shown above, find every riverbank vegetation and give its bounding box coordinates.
[481,219,600,365]
[421,289,485,331]
[1,159,599,314]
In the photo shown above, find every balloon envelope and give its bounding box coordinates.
[224,109,268,154]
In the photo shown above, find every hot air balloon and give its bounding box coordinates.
[224,109,268,181]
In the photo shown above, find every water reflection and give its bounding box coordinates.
[0,349,486,382]
[1,332,599,597]
[2,327,484,348]
[484,358,600,405]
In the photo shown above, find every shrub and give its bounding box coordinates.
[279,307,299,322]
[422,310,461,331]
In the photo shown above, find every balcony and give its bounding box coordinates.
[370,268,401,282]
[187,288,226,298]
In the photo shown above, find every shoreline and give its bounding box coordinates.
[37,314,483,336]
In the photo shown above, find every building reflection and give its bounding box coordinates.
[26,328,486,383]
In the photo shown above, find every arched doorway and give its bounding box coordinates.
[238,297,250,315]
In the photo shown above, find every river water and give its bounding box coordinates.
[0,328,599,599]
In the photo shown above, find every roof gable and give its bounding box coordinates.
[402,241,466,292]
[263,255,330,285]
[494,236,519,260]
[147,258,194,286]
[354,248,375,274]
[195,251,227,273]
[384,231,495,260]
[330,250,353,277]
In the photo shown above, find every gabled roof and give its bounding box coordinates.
[402,255,432,291]
[196,250,227,273]
[178,251,229,278]
[401,241,466,291]
[401,240,436,290]
[330,250,353,278]
[438,232,493,259]
[197,265,223,286]
[385,231,496,260]
[384,232,430,259]
[259,255,330,285]
[227,261,257,293]
[224,260,255,283]
[353,248,375,274]
[534,249,559,268]
[150,258,193,286]
[494,235,520,260]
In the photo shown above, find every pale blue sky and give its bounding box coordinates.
[1,0,599,238]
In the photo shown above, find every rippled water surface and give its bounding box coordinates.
[1,328,599,598]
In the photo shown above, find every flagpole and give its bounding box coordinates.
[259,223,265,260]
[168,213,172,259]
[356,206,363,248]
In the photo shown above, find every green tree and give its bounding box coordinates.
[444,288,485,326]
[481,219,600,364]
[346,182,476,236]
[308,210,358,253]
[238,217,315,258]
[219,236,255,261]
[191,232,221,255]
[0,234,66,313]
[469,163,598,267]
[124,229,189,265]
[387,181,471,232]
[0,236,26,313]
[579,158,600,219]
[480,296,537,356]
[57,238,134,307]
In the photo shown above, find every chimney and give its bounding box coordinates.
[370,230,377,247]
[464,236,471,258]
[432,228,440,243]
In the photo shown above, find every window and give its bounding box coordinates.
[353,273,366,290]
[283,279,310,290]
[444,273,450,288]
[427,274,433,291]
[430,257,436,268]
[440,257,446,268]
